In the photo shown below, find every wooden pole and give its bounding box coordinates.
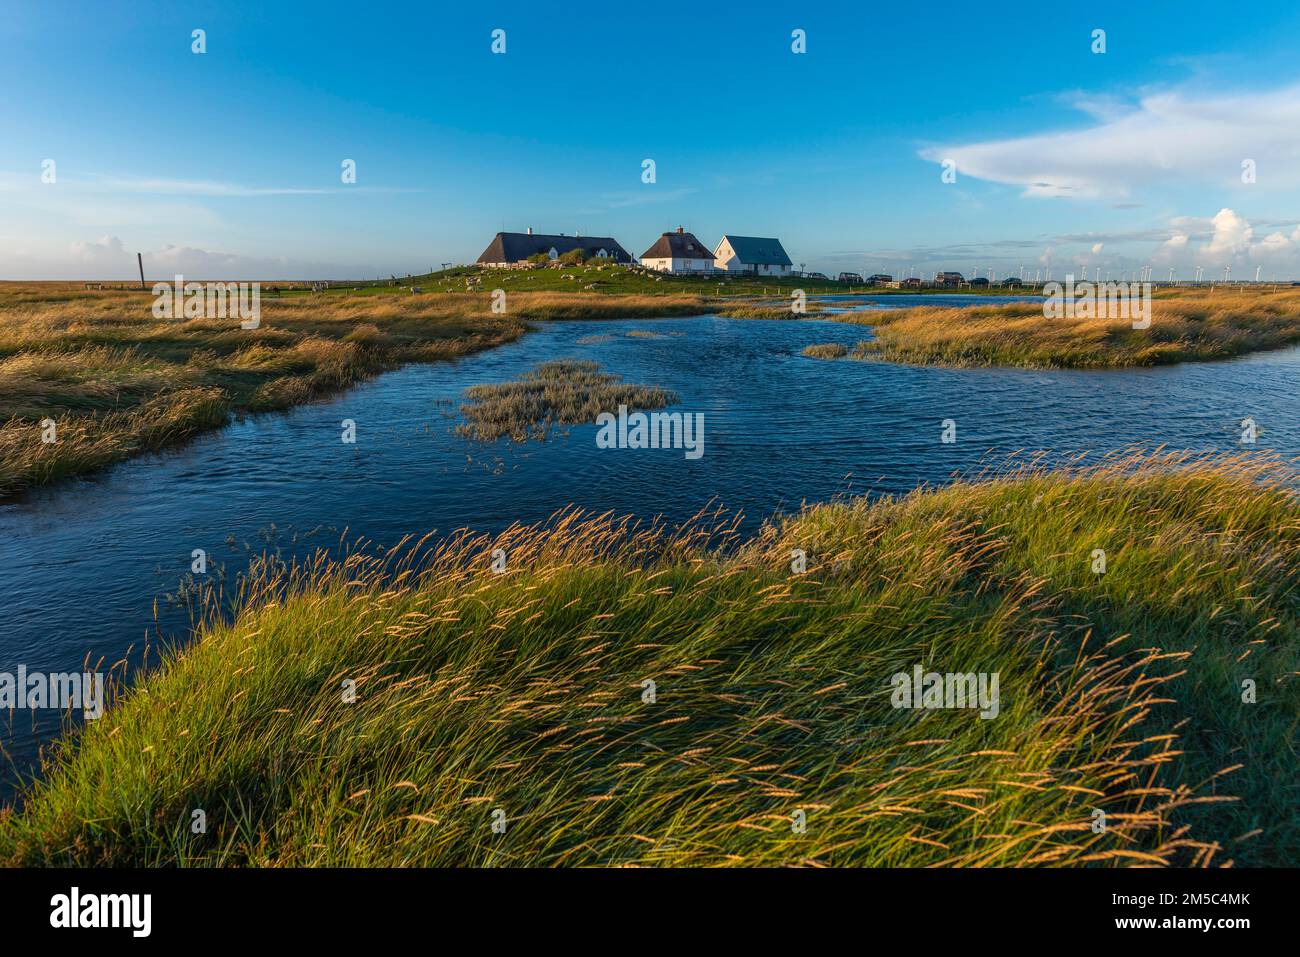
[137,253,145,290]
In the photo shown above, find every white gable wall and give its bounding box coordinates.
[712,237,793,276]
[642,257,715,274]
[713,237,740,272]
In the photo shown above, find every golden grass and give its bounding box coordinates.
[2,451,1295,866]
[456,359,677,442]
[0,285,712,497]
[842,286,1300,368]
[802,342,849,359]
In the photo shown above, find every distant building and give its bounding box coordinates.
[640,227,716,274]
[1001,277,1023,288]
[476,228,633,267]
[713,235,794,277]
[935,271,964,287]
[969,277,989,288]
[866,273,893,285]
[837,272,864,283]
[900,277,923,288]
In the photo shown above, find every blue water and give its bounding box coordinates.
[2,300,1297,794]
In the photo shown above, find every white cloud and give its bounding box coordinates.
[853,209,1300,278]
[1205,207,1253,258]
[99,177,330,197]
[1158,232,1189,257]
[921,82,1300,198]
[90,176,420,198]
[70,234,130,263]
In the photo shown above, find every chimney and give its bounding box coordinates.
[527,226,532,235]
[576,229,581,238]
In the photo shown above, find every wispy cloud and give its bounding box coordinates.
[97,177,331,197]
[588,187,699,211]
[93,176,420,197]
[0,171,420,198]
[920,81,1300,198]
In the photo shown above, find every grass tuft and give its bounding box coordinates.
[802,343,849,359]
[2,451,1296,867]
[456,359,677,443]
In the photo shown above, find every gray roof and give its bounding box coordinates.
[476,232,633,264]
[720,235,792,267]
[640,231,715,260]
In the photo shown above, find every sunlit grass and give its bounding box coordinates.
[841,286,1300,368]
[2,451,1295,867]
[456,359,676,442]
[0,286,712,497]
[802,343,849,359]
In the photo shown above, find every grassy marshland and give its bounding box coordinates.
[714,303,819,320]
[0,285,707,498]
[333,264,1033,299]
[842,287,1300,369]
[802,343,849,359]
[341,263,848,298]
[2,452,1296,867]
[456,359,677,443]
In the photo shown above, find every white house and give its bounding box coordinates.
[712,235,793,277]
[639,227,716,274]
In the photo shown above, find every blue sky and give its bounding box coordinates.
[4,0,1300,279]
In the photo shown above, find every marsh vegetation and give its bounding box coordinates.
[456,359,677,443]
[3,452,1295,866]
[802,342,849,359]
[0,286,701,497]
[841,287,1300,369]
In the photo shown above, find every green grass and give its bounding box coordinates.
[3,452,1296,867]
[306,264,1042,300]
[307,264,850,298]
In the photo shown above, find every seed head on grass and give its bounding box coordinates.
[3,451,1295,867]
